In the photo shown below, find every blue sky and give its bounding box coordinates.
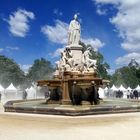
[0,0,140,73]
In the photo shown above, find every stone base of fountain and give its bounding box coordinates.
[38,71,103,105]
[4,99,140,116]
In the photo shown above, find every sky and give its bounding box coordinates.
[0,0,140,74]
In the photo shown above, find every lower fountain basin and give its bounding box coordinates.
[4,98,140,116]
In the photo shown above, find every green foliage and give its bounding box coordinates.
[111,66,140,88]
[0,55,25,87]
[136,68,140,78]
[27,58,54,83]
[79,41,87,52]
[0,55,54,88]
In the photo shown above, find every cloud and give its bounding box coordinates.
[96,4,107,15]
[6,9,35,37]
[41,20,68,44]
[93,0,140,53]
[115,52,140,66]
[50,47,65,58]
[93,0,140,67]
[96,8,107,15]
[107,69,115,75]
[6,46,19,51]
[121,42,140,52]
[82,38,104,51]
[19,64,32,74]
[0,48,4,52]
[93,0,119,5]
[53,9,63,16]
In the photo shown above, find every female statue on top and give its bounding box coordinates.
[68,14,81,45]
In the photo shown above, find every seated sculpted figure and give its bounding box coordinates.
[61,50,67,66]
[83,47,97,70]
[65,47,74,69]
[68,14,81,45]
[61,48,74,71]
[55,60,63,71]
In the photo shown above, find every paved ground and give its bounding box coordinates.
[1,102,140,140]
[0,103,4,112]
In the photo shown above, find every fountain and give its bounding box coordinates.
[37,14,103,105]
[5,14,140,116]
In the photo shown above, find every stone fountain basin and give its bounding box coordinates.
[4,98,140,116]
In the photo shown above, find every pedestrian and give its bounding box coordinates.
[44,91,49,98]
[97,88,103,100]
[130,90,134,99]
[127,90,131,99]
[23,90,27,100]
[133,90,138,99]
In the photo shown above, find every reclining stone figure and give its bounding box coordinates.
[83,47,97,71]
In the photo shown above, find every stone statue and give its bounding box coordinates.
[68,14,81,45]
[61,50,67,66]
[60,48,74,71]
[55,60,63,72]
[83,47,97,70]
[65,47,74,69]
[54,15,98,74]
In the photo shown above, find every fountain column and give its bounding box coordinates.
[62,80,71,104]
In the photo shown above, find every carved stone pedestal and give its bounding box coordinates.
[68,44,83,63]
[38,71,102,105]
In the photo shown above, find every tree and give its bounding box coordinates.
[27,58,54,83]
[136,68,140,79]
[111,66,140,88]
[0,55,25,87]
[91,50,110,79]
